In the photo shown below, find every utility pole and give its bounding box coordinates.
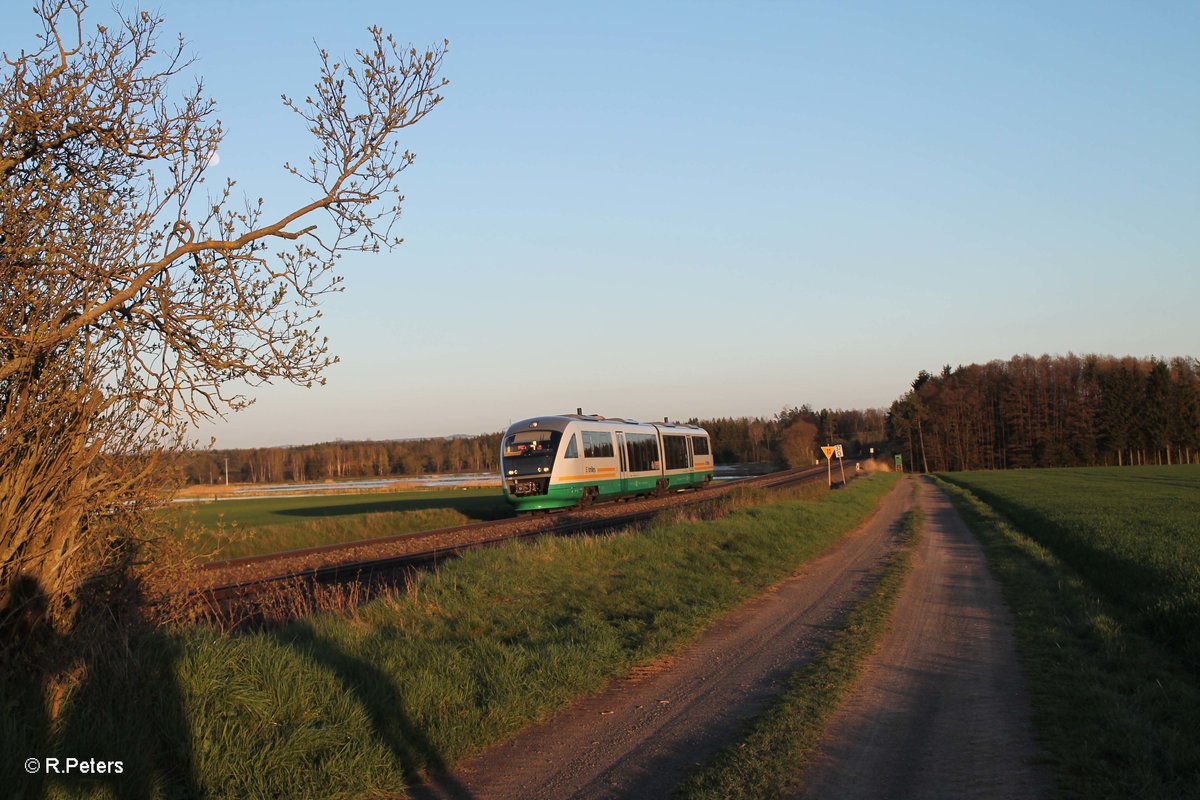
[224,457,229,486]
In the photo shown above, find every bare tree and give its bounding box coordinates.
[1,0,446,624]
[778,418,817,469]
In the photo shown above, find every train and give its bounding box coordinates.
[500,411,714,512]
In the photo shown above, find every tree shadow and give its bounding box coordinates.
[276,493,512,522]
[269,622,476,799]
[1,575,55,799]
[1,574,198,799]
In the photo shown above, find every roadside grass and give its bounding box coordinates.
[938,466,1200,675]
[14,473,899,799]
[935,477,1200,800]
[162,487,511,561]
[675,499,923,800]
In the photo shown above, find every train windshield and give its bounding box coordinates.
[503,430,562,459]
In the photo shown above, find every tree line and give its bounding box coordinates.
[182,433,503,485]
[696,407,888,468]
[888,354,1200,472]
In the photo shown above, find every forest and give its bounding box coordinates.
[889,354,1200,471]
[179,353,1200,485]
[180,433,506,485]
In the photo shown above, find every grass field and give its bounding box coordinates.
[7,474,899,799]
[936,467,1200,799]
[165,487,513,560]
[174,486,511,529]
[939,465,1200,673]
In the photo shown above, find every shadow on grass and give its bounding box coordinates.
[1,576,197,800]
[277,494,513,522]
[271,623,476,800]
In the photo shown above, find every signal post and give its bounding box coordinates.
[821,444,847,487]
[821,445,835,487]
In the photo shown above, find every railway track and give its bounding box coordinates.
[183,463,844,614]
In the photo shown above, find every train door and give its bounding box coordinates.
[616,431,628,493]
[687,436,700,487]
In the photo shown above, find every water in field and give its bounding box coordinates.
[174,472,500,502]
[231,472,498,494]
[713,463,778,481]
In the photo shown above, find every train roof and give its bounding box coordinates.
[505,414,707,434]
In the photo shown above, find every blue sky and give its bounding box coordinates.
[7,2,1198,447]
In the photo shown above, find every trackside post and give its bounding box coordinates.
[821,445,836,487]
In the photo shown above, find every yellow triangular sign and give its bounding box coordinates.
[821,446,836,459]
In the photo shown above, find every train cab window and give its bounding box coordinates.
[564,434,579,459]
[663,435,689,470]
[582,431,615,458]
[503,430,561,458]
[691,435,710,456]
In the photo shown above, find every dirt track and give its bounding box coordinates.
[412,477,1049,799]
[412,479,914,800]
[790,477,1051,799]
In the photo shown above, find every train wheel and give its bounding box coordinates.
[579,486,598,507]
[654,478,669,498]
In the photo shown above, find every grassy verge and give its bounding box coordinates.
[934,477,1200,800]
[675,500,923,800]
[11,474,899,799]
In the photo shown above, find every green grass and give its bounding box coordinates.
[935,475,1200,800]
[675,500,922,800]
[8,474,899,799]
[172,486,511,529]
[164,487,512,561]
[939,465,1200,674]
[185,507,479,561]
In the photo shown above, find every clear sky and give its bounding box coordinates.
[7,1,1198,448]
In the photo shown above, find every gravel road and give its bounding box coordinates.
[411,479,914,800]
[789,477,1051,800]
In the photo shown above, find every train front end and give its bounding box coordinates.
[500,417,578,512]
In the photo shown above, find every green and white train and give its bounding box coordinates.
[501,412,714,512]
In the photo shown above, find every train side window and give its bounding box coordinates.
[626,433,660,472]
[663,435,689,470]
[564,434,579,458]
[582,431,615,458]
[691,435,710,456]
